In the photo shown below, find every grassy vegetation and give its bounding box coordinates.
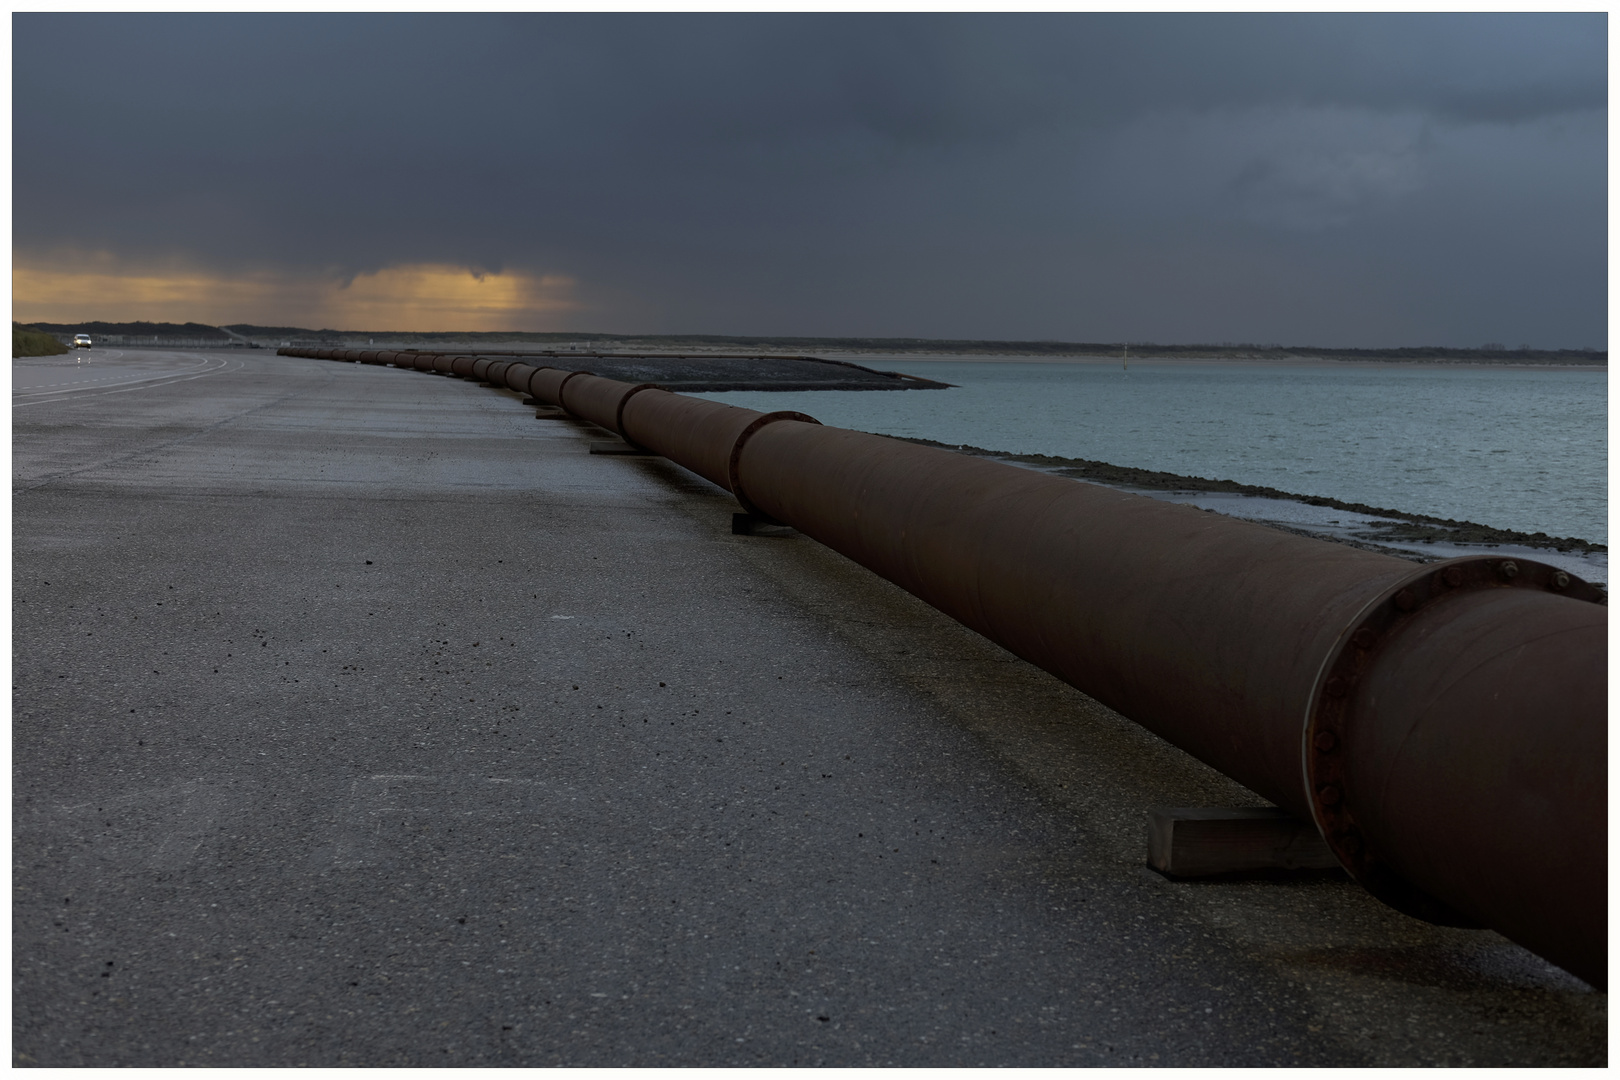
[13,324,68,357]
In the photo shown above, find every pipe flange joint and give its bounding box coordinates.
[1303,554,1604,927]
[614,384,664,446]
[727,411,821,522]
[553,370,592,416]
[522,364,558,401]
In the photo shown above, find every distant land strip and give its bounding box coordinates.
[13,321,1605,364]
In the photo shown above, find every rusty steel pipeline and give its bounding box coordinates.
[275,348,1606,987]
[531,368,585,407]
[556,373,642,437]
[726,418,1605,986]
[502,363,537,394]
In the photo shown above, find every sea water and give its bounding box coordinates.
[695,359,1608,545]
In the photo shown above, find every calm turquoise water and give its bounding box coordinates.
[696,360,1608,545]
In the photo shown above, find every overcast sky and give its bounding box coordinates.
[12,13,1607,346]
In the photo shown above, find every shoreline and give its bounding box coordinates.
[891,435,1608,585]
[835,352,1607,373]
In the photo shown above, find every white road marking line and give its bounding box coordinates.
[12,356,240,406]
[12,354,219,396]
[11,351,218,393]
[13,365,220,398]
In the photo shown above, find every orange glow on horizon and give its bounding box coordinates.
[11,259,581,331]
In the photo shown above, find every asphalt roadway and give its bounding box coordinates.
[13,349,1605,1066]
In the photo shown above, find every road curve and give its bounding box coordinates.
[13,349,239,406]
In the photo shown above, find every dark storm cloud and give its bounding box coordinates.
[12,13,1607,345]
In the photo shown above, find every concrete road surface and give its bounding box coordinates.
[13,349,1604,1066]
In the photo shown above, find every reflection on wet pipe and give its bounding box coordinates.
[277,347,1607,987]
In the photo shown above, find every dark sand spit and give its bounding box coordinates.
[445,349,952,392]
